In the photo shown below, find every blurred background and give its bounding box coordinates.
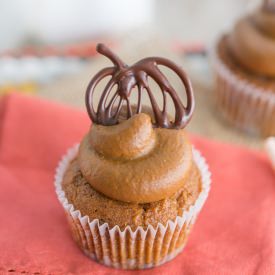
[0,0,264,148]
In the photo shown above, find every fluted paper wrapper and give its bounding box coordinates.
[54,144,211,269]
[211,39,275,137]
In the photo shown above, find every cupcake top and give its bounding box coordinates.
[228,0,275,77]
[81,43,195,204]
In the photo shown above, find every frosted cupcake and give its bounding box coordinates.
[212,0,275,136]
[55,44,211,269]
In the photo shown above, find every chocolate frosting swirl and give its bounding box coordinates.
[228,3,275,77]
[78,113,193,203]
[85,44,194,129]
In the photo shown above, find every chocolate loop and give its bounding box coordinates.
[85,44,195,129]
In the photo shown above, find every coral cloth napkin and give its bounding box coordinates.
[0,93,274,275]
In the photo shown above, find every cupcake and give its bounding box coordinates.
[55,44,211,269]
[212,0,275,137]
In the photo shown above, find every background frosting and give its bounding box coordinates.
[228,7,275,77]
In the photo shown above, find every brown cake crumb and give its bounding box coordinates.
[62,158,202,230]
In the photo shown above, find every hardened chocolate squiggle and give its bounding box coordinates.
[85,43,194,129]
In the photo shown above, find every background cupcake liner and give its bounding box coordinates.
[211,40,275,137]
[54,144,211,269]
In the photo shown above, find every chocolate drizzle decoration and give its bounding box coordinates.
[85,43,194,129]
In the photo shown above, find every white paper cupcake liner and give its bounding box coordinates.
[210,37,275,137]
[54,144,211,269]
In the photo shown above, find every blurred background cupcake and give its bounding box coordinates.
[211,0,275,137]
